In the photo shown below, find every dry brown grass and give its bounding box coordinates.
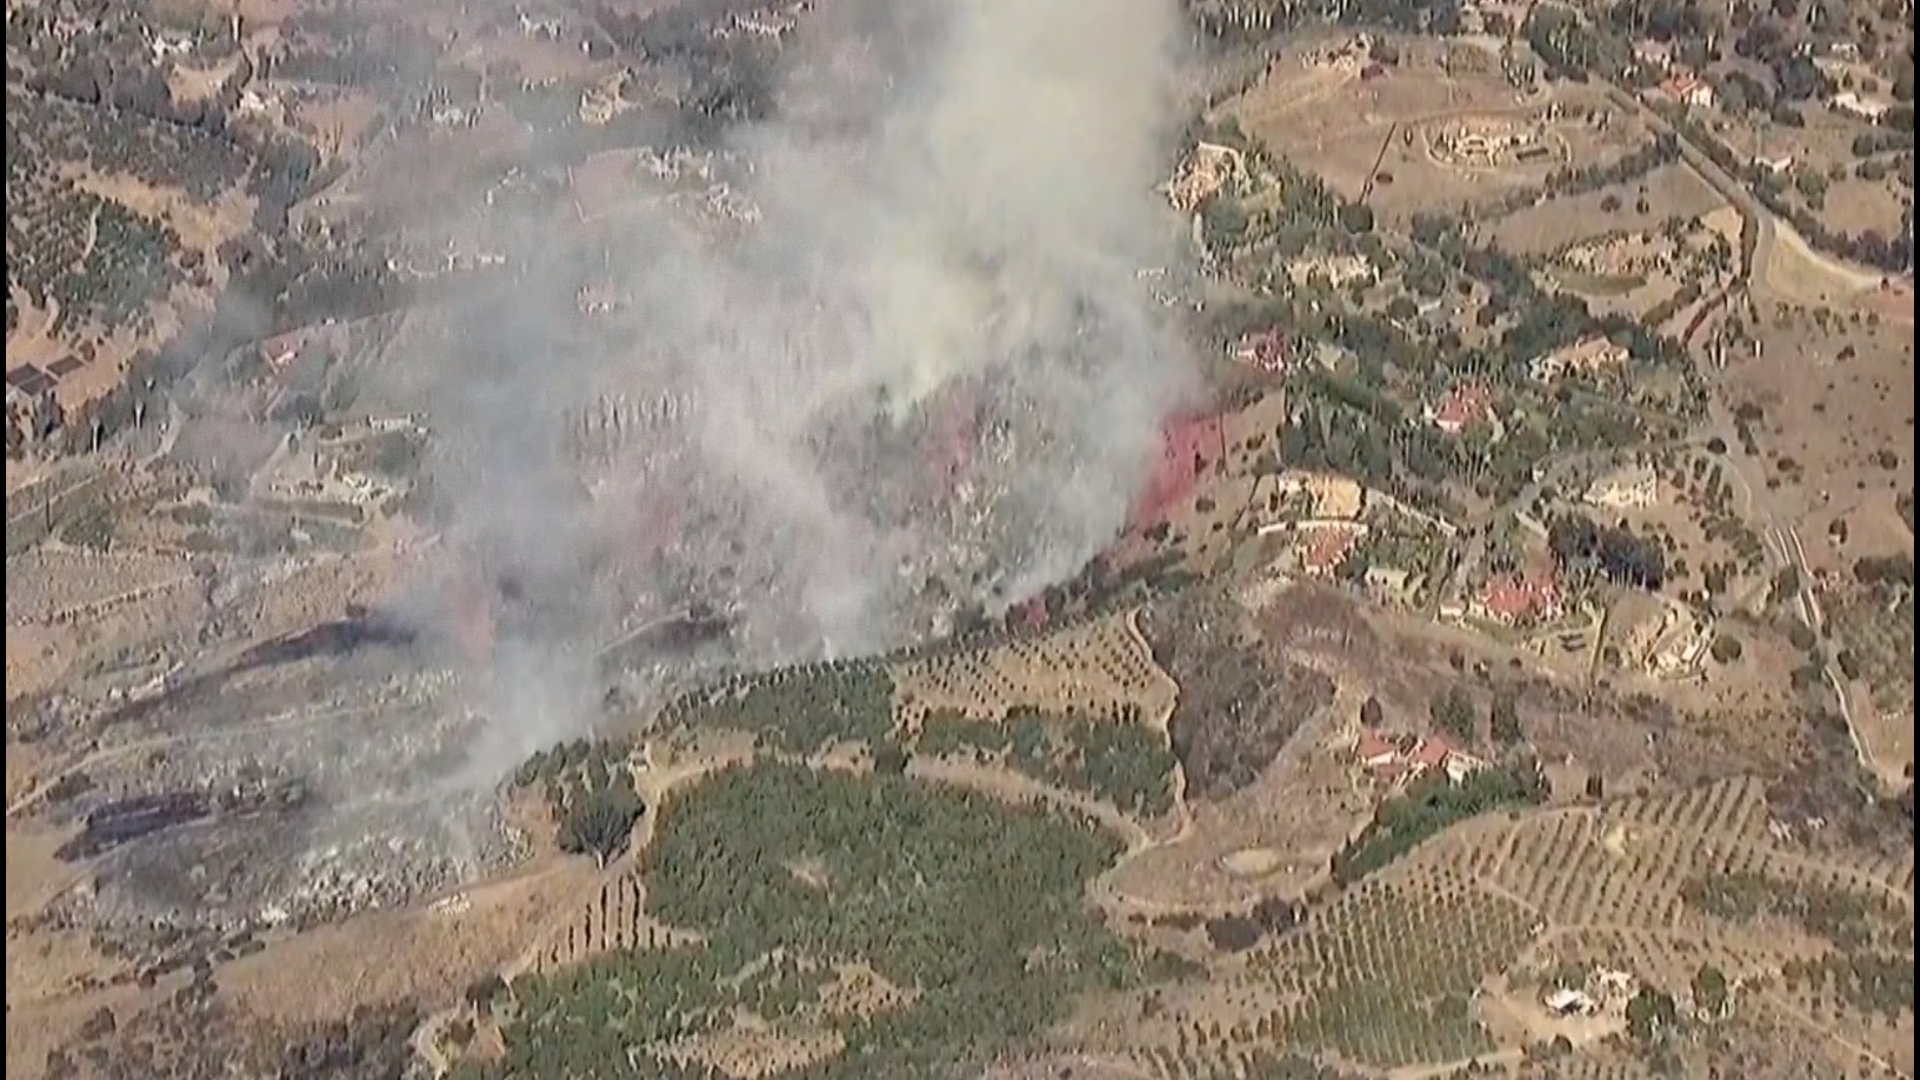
[1717,302,1912,562]
[1762,222,1890,307]
[218,858,599,1023]
[293,93,386,159]
[1489,163,1725,255]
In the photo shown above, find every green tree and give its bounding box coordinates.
[1626,986,1679,1042]
[1489,693,1523,744]
[1359,696,1385,728]
[557,786,643,867]
[1691,963,1729,1017]
[1430,686,1477,743]
[1203,197,1249,244]
[872,741,909,775]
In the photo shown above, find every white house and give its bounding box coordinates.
[1830,91,1893,123]
[1545,988,1599,1016]
[1583,464,1659,510]
[1661,74,1715,110]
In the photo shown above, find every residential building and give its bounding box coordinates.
[1472,574,1560,626]
[1354,730,1398,770]
[1286,253,1377,289]
[1583,464,1659,510]
[1409,734,1489,783]
[1830,91,1892,122]
[1529,335,1630,383]
[262,333,303,368]
[1427,384,1494,434]
[1275,470,1365,520]
[1232,329,1291,374]
[1166,142,1246,213]
[1660,74,1715,109]
[1297,521,1368,576]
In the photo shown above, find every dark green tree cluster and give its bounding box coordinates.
[665,662,897,754]
[1429,686,1478,743]
[1331,765,1548,884]
[487,762,1151,1079]
[915,705,1179,818]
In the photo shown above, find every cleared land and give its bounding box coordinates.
[1491,163,1725,256]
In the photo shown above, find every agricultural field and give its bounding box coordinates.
[457,761,1157,1080]
[893,611,1177,730]
[1077,771,1913,1080]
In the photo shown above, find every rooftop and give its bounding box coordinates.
[1431,384,1494,430]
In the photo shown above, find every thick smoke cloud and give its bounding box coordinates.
[398,0,1202,777]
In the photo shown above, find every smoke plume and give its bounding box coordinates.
[393,0,1202,776]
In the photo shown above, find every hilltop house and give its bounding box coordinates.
[1830,91,1893,122]
[1351,731,1489,786]
[1659,73,1715,109]
[1529,335,1630,383]
[1427,384,1494,434]
[1472,573,1561,627]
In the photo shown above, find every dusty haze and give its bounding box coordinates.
[389,0,1204,781]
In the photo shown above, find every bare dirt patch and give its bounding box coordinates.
[5,824,85,923]
[1820,176,1907,237]
[1724,305,1912,550]
[219,858,597,1022]
[5,621,79,703]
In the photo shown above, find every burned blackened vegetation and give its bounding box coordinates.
[1141,589,1336,800]
[232,611,417,672]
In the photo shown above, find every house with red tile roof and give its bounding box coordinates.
[1427,384,1493,434]
[1299,522,1367,576]
[1471,573,1561,626]
[1409,734,1489,783]
[1659,73,1715,109]
[1411,735,1455,772]
[1354,730,1397,769]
